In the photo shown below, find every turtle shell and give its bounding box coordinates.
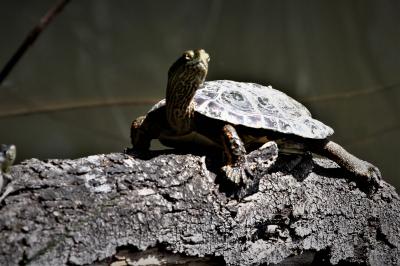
[150,80,334,139]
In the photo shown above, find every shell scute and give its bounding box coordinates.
[220,90,254,113]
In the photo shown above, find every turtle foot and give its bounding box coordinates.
[354,160,382,189]
[221,141,279,186]
[221,165,248,185]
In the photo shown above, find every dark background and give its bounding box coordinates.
[0,1,399,188]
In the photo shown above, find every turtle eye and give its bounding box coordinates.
[183,50,194,60]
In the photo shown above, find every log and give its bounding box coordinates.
[0,150,399,266]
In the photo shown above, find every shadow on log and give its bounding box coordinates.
[0,151,399,265]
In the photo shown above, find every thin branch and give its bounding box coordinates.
[0,0,71,85]
[1,81,398,119]
[0,98,159,118]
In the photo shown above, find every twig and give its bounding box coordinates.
[0,81,398,119]
[0,98,159,118]
[0,0,71,85]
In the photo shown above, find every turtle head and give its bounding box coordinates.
[0,144,16,173]
[168,49,209,89]
[166,49,210,132]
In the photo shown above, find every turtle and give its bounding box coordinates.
[130,49,381,188]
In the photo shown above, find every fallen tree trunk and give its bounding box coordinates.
[0,151,399,266]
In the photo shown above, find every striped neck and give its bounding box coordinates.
[164,49,209,134]
[165,80,198,133]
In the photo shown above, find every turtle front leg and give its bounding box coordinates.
[313,140,382,188]
[130,115,151,150]
[221,125,278,185]
[130,114,162,152]
[221,125,248,184]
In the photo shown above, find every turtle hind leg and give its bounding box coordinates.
[313,140,382,188]
[221,125,278,186]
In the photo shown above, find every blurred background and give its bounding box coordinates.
[0,1,399,188]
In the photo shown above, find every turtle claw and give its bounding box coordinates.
[357,161,383,189]
[221,141,279,186]
[346,157,383,191]
[222,165,248,185]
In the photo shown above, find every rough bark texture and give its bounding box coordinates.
[0,151,399,266]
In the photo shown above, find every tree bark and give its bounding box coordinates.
[0,151,399,266]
